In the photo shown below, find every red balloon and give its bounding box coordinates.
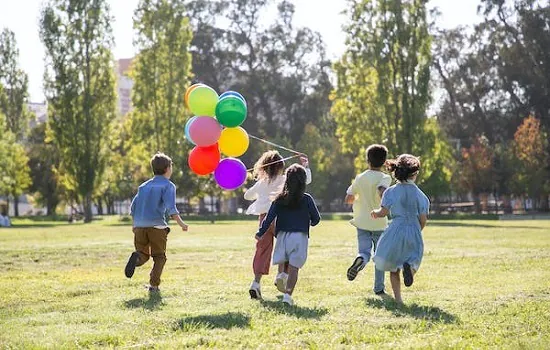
[188,144,220,176]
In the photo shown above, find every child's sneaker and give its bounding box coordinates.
[148,285,160,293]
[125,252,139,278]
[282,293,294,306]
[403,262,414,287]
[274,272,288,293]
[249,281,262,300]
[347,256,365,281]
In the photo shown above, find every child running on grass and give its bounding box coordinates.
[255,164,321,306]
[345,144,391,295]
[371,154,430,304]
[124,153,189,293]
[244,151,311,299]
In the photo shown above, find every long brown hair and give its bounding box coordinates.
[275,164,307,207]
[386,154,420,182]
[253,150,285,183]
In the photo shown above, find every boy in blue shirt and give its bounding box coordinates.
[125,153,189,292]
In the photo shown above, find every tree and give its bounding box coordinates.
[40,0,118,222]
[130,0,194,191]
[0,112,12,196]
[0,112,31,215]
[27,124,61,216]
[457,136,494,213]
[0,28,31,141]
[187,0,338,203]
[512,116,549,210]
[100,117,151,214]
[332,0,454,196]
[333,0,432,156]
[0,28,33,216]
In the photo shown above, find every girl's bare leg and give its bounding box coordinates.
[286,265,299,295]
[254,274,262,283]
[390,271,402,304]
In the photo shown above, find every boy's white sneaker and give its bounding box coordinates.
[274,273,288,293]
[249,281,262,300]
[282,293,294,306]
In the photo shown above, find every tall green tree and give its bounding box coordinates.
[333,0,432,156]
[40,0,118,222]
[27,124,61,216]
[0,28,31,141]
[130,0,194,190]
[0,28,33,216]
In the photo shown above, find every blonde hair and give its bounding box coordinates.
[253,150,285,182]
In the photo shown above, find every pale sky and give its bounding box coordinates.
[0,0,481,102]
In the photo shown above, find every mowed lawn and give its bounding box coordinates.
[1,218,549,349]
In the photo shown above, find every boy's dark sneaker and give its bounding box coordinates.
[375,290,386,296]
[347,256,365,281]
[125,252,139,278]
[148,286,160,293]
[403,262,414,287]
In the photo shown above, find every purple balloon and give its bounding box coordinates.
[214,158,247,190]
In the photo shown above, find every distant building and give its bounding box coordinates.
[27,102,48,128]
[117,58,134,116]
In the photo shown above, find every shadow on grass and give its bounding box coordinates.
[260,298,329,319]
[174,312,250,331]
[365,298,458,324]
[124,292,163,310]
[9,223,68,228]
[429,222,546,229]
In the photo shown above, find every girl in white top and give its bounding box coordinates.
[245,150,311,299]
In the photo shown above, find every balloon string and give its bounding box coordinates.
[249,135,304,156]
[246,155,301,172]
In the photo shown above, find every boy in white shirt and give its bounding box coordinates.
[345,144,391,295]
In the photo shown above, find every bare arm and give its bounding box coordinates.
[171,214,189,231]
[377,186,387,199]
[345,194,355,204]
[371,207,389,218]
[419,213,427,230]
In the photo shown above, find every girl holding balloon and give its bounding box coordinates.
[245,151,311,299]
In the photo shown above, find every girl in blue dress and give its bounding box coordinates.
[371,154,430,304]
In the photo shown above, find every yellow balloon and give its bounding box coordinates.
[219,127,249,157]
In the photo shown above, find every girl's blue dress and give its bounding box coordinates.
[373,181,430,272]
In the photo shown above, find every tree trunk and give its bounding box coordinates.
[13,194,19,217]
[473,193,482,214]
[539,194,549,212]
[97,198,104,216]
[83,194,93,223]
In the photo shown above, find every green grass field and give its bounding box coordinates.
[1,218,549,349]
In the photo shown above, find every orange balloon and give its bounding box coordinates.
[185,83,205,108]
[188,144,220,176]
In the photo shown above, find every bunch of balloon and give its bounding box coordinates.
[184,84,249,191]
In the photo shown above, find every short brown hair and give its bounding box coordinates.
[366,144,388,168]
[151,152,172,175]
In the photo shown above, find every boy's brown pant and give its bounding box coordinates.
[133,227,169,287]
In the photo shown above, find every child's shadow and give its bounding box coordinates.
[260,297,328,320]
[124,292,164,311]
[174,312,250,331]
[365,297,459,324]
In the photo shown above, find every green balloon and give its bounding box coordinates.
[215,96,247,127]
[188,86,219,116]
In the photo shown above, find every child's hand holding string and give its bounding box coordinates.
[299,154,309,168]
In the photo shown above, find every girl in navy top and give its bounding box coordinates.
[256,164,321,306]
